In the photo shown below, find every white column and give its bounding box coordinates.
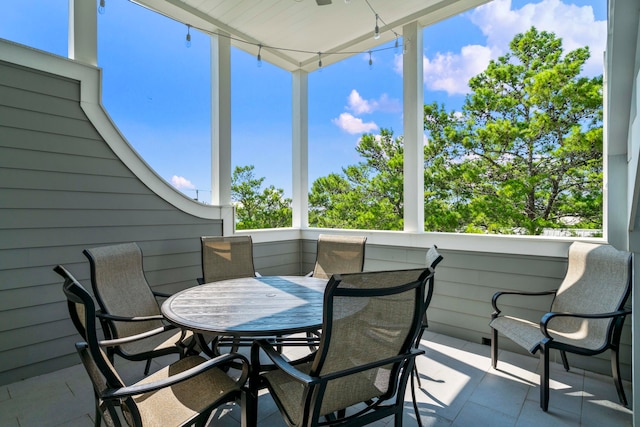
[292,70,309,229]
[210,32,232,209]
[68,0,98,66]
[402,22,424,232]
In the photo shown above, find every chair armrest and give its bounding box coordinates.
[96,325,178,348]
[319,349,424,382]
[100,351,250,400]
[252,339,423,385]
[540,309,632,339]
[152,290,172,299]
[305,271,313,277]
[96,312,166,323]
[251,339,318,386]
[491,290,557,317]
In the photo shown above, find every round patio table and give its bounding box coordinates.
[161,275,328,336]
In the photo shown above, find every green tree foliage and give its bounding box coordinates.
[231,165,292,230]
[307,27,602,235]
[424,27,602,234]
[309,129,404,230]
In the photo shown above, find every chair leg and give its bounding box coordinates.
[413,364,422,388]
[94,402,102,427]
[491,327,498,369]
[144,358,152,375]
[611,346,628,406]
[540,347,550,411]
[560,350,570,371]
[410,371,423,427]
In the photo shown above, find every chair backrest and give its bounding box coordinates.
[83,242,164,339]
[310,268,430,416]
[550,242,632,349]
[201,235,257,283]
[55,265,136,425]
[424,245,443,308]
[312,234,367,279]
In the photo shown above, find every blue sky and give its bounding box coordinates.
[1,0,606,203]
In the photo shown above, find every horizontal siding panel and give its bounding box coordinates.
[0,319,76,353]
[0,334,81,373]
[443,250,568,279]
[0,207,216,230]
[0,127,115,158]
[366,244,426,264]
[0,84,86,120]
[0,224,226,250]
[0,105,101,140]
[0,62,80,100]
[0,283,66,311]
[0,148,133,179]
[0,301,67,333]
[0,189,175,211]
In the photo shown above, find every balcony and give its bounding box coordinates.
[0,0,639,424]
[0,331,631,426]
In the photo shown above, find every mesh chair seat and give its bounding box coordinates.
[118,328,194,356]
[489,315,605,352]
[130,355,241,426]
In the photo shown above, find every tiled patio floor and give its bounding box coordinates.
[0,331,632,426]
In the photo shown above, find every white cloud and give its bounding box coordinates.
[171,175,196,189]
[332,112,378,134]
[471,0,605,76]
[347,90,373,114]
[346,89,401,114]
[424,45,494,95]
[413,0,606,96]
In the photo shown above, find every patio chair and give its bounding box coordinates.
[489,241,632,411]
[83,242,198,375]
[55,265,250,427]
[250,268,432,427]
[199,235,259,284]
[307,234,367,279]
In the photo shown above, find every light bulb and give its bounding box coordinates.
[373,15,380,40]
[368,51,373,70]
[257,45,262,68]
[98,0,105,14]
[318,52,323,70]
[185,25,191,48]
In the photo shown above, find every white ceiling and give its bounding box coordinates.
[132,0,491,72]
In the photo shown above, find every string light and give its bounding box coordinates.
[368,51,373,70]
[373,14,380,40]
[98,0,105,14]
[185,24,192,48]
[128,0,402,70]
